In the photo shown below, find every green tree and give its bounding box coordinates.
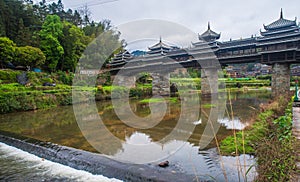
[0,37,16,68]
[0,0,6,36]
[59,21,88,72]
[39,14,63,39]
[39,15,64,72]
[15,18,32,46]
[80,30,122,69]
[14,46,45,68]
[36,0,49,22]
[83,21,105,38]
[40,34,64,72]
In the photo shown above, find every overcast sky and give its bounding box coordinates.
[58,0,300,50]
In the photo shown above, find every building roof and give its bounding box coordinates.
[220,37,256,49]
[148,37,172,51]
[199,22,221,42]
[263,9,297,31]
[147,37,173,55]
[108,50,132,67]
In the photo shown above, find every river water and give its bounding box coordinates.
[0,91,271,181]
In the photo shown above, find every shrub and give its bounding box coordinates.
[256,75,272,80]
[56,71,73,85]
[0,70,21,83]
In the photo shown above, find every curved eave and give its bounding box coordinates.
[257,32,300,42]
[199,30,221,40]
[148,41,172,51]
[260,27,299,36]
[264,18,297,31]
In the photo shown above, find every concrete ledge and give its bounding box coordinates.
[293,101,300,107]
[0,131,199,182]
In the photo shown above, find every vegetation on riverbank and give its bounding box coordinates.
[0,69,274,114]
[220,96,299,181]
[170,77,271,90]
[1,0,123,72]
[0,70,155,113]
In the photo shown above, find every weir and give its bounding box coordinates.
[0,131,198,182]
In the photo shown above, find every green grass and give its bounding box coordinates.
[201,104,217,109]
[220,109,273,155]
[220,96,298,181]
[139,97,178,104]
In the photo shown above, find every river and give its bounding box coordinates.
[0,91,271,181]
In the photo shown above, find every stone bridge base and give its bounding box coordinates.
[113,75,136,87]
[201,68,219,96]
[151,73,170,96]
[271,63,290,98]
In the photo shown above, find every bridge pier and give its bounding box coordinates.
[113,75,136,87]
[151,73,170,96]
[271,63,290,98]
[201,68,219,96]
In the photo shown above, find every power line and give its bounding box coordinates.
[88,0,119,7]
[69,0,119,9]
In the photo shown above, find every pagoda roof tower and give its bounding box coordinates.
[199,22,221,42]
[107,50,132,68]
[147,37,173,55]
[264,9,297,30]
[261,9,298,37]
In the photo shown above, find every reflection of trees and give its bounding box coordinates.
[0,92,271,155]
[0,106,76,134]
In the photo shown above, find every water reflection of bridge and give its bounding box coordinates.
[108,10,300,97]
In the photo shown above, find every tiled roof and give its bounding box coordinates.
[109,50,132,65]
[264,9,297,30]
[264,18,296,30]
[148,38,172,50]
[220,37,256,48]
[199,22,220,41]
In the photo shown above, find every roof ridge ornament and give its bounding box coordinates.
[280,8,283,19]
[199,22,220,41]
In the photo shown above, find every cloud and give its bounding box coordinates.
[63,0,300,48]
[116,19,198,50]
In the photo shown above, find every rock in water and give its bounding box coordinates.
[158,161,169,168]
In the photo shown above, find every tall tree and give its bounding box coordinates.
[78,4,91,26]
[15,18,32,46]
[59,21,88,72]
[72,10,82,26]
[39,14,63,38]
[0,0,6,36]
[37,0,49,21]
[39,15,64,72]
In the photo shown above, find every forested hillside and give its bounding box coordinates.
[0,0,122,72]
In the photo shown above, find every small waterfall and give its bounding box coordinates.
[0,142,121,182]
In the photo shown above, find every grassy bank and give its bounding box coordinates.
[0,83,152,114]
[0,70,271,114]
[0,70,153,113]
[220,96,299,181]
[170,77,271,89]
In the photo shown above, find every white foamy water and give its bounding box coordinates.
[0,142,123,182]
[219,117,249,130]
